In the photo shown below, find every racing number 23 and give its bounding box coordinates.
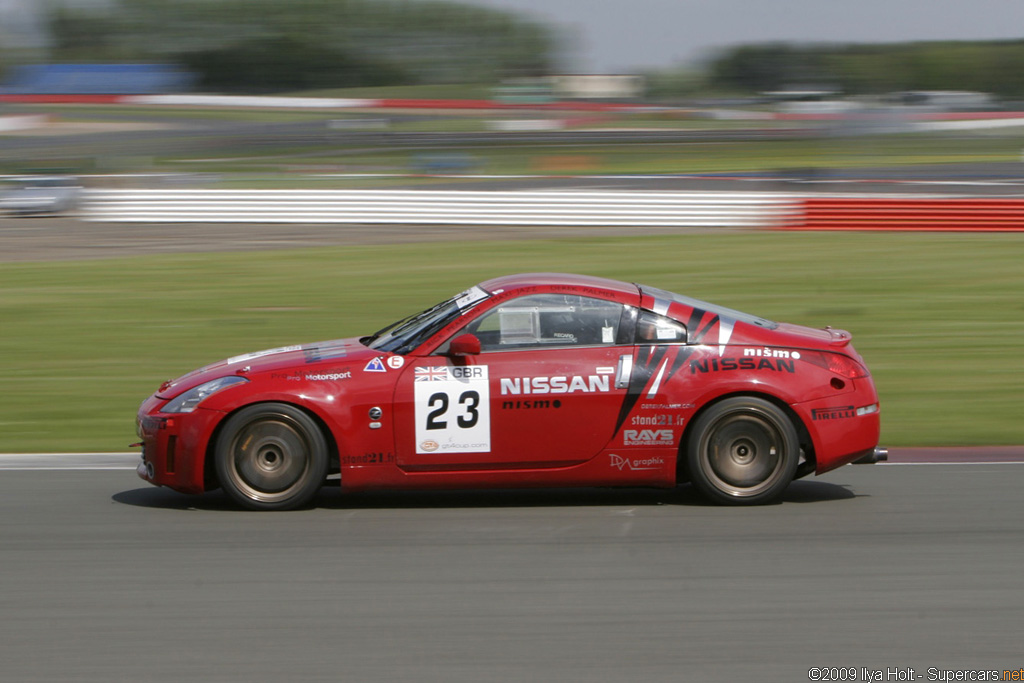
[425,390,480,430]
[414,366,491,453]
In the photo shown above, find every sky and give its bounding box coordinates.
[466,0,1024,73]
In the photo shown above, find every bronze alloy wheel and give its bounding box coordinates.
[215,403,328,511]
[687,397,799,505]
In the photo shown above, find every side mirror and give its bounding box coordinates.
[448,333,481,357]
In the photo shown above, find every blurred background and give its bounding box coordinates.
[1,0,1023,452]
[4,0,1024,181]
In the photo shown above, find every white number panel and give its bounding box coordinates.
[414,366,491,454]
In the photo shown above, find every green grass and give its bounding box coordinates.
[2,232,1023,452]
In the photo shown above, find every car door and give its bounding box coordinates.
[392,293,635,471]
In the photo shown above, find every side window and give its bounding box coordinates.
[635,310,687,344]
[464,294,627,351]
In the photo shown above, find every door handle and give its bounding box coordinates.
[615,354,633,389]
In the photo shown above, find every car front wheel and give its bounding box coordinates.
[687,397,799,505]
[215,403,329,511]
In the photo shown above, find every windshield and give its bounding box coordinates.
[364,285,490,354]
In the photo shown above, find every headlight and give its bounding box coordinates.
[163,376,249,413]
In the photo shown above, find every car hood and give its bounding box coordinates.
[155,337,376,398]
[2,188,72,204]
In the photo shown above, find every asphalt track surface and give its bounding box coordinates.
[2,454,1023,682]
[0,216,715,262]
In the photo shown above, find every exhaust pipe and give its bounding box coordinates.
[136,459,155,480]
[853,447,888,464]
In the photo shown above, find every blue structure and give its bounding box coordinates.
[1,64,194,95]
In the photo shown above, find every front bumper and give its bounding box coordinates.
[135,396,222,494]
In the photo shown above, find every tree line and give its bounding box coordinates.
[40,0,558,91]
[703,41,1024,99]
[7,1,1024,99]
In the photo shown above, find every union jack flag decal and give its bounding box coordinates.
[415,366,448,382]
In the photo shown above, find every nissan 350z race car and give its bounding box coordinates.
[135,273,884,510]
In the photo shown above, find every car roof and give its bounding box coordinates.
[479,273,640,299]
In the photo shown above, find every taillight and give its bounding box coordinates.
[801,350,869,379]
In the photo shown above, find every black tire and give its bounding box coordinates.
[687,397,799,505]
[215,403,329,511]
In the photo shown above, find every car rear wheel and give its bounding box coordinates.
[687,397,799,505]
[215,403,328,511]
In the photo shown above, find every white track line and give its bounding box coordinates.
[0,453,138,470]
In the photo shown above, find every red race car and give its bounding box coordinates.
[135,273,884,510]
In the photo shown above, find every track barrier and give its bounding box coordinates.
[81,189,798,227]
[787,197,1024,232]
[77,189,1024,231]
